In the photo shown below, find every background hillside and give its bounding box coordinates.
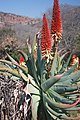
[0,4,80,57]
[61,5,80,54]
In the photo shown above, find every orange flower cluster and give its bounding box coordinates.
[51,0,62,41]
[41,14,51,58]
[71,54,79,67]
[41,0,62,59]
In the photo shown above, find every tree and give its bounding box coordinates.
[74,34,80,53]
[0,28,18,59]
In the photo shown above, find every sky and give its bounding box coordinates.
[0,0,80,18]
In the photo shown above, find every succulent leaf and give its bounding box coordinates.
[59,53,72,74]
[48,89,74,104]
[50,52,58,76]
[58,70,80,84]
[63,63,78,76]
[43,93,75,109]
[0,67,20,77]
[41,74,62,91]
[7,53,18,64]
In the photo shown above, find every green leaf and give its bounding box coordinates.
[59,53,72,74]
[19,69,28,82]
[0,59,17,69]
[43,93,75,109]
[27,55,40,86]
[7,53,18,64]
[48,89,74,104]
[41,74,62,92]
[57,55,62,73]
[63,63,78,76]
[40,60,46,81]
[0,59,28,75]
[50,52,58,76]
[52,84,80,94]
[58,70,80,84]
[36,47,42,78]
[36,50,46,83]
[28,74,40,91]
[45,103,70,120]
[28,83,40,120]
[0,67,20,78]
[59,51,70,64]
[65,107,80,111]
[31,35,37,55]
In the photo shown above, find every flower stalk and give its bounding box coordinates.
[51,0,62,52]
[41,14,52,60]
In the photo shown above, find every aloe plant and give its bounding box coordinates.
[0,38,80,120]
[0,0,80,120]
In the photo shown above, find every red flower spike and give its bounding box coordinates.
[51,0,62,40]
[41,14,52,58]
[19,56,25,64]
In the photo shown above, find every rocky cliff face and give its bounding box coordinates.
[0,12,40,29]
